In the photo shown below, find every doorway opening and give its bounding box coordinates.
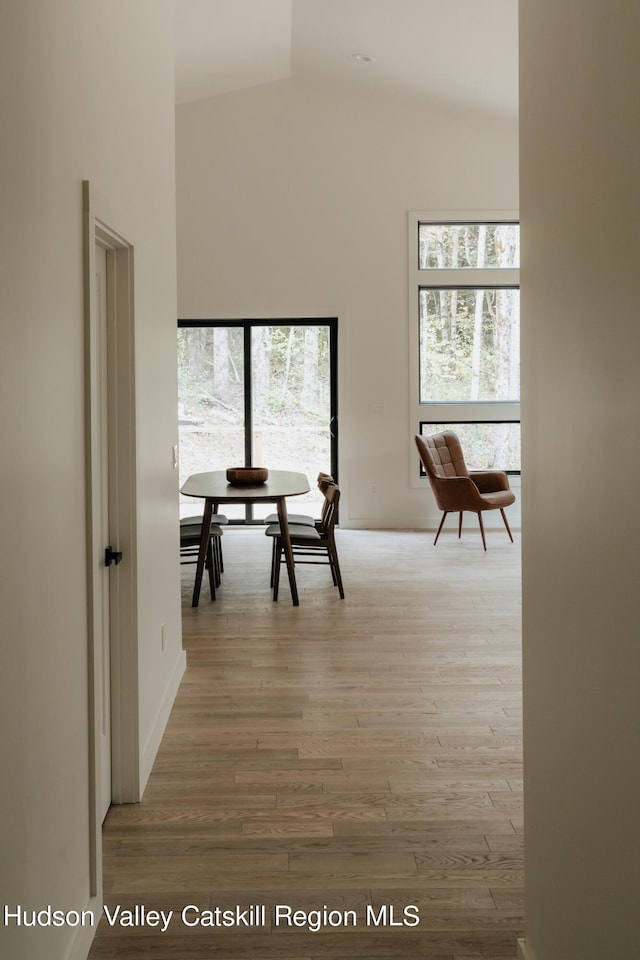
[177,318,338,521]
[83,182,139,898]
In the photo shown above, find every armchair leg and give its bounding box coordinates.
[434,511,449,545]
[458,512,463,538]
[477,513,487,551]
[500,507,514,543]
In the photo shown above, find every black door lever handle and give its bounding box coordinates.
[105,545,123,567]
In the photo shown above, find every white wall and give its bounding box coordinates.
[176,78,519,528]
[519,2,640,958]
[0,3,183,958]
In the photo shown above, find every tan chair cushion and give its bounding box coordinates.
[264,523,321,540]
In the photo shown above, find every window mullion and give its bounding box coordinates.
[416,268,520,288]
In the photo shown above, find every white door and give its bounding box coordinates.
[95,241,112,821]
[85,188,140,900]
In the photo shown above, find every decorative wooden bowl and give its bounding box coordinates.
[226,467,269,485]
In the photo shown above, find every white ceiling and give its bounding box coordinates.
[175,0,518,117]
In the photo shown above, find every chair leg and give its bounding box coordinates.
[458,512,463,538]
[210,538,219,587]
[477,513,487,551]
[434,511,449,545]
[327,546,338,586]
[328,541,345,599]
[270,537,277,588]
[272,538,282,601]
[500,507,514,542]
[214,537,222,586]
[206,538,217,599]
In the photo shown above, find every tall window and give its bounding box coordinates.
[409,215,520,479]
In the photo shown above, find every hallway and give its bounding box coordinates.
[90,527,523,958]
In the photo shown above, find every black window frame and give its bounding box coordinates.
[177,317,339,523]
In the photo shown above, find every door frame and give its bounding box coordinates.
[83,181,139,896]
[178,317,338,522]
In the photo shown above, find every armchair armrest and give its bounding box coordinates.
[430,475,488,512]
[469,470,512,494]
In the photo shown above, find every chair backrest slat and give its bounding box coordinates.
[317,482,340,536]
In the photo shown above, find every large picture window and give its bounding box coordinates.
[409,215,520,480]
[177,319,338,522]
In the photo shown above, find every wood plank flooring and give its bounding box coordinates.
[90,527,523,959]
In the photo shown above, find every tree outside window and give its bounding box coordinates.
[411,219,520,474]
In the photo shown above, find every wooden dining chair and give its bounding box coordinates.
[180,516,225,599]
[263,472,334,527]
[181,512,227,571]
[265,483,344,600]
[265,473,335,585]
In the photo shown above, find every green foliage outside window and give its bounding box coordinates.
[418,223,520,269]
[419,287,520,403]
[415,220,521,473]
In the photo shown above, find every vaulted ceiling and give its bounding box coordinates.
[175,0,518,117]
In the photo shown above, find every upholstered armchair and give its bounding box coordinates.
[415,431,515,550]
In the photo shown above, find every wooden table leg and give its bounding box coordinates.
[192,499,213,607]
[276,496,299,606]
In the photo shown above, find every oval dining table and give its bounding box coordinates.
[180,469,310,607]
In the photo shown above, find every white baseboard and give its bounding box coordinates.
[140,649,187,792]
[343,517,522,533]
[64,895,100,960]
[517,938,536,960]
